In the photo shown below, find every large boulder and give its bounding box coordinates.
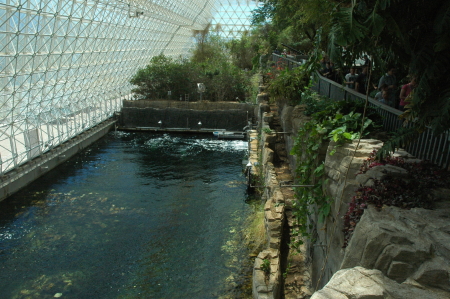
[311,266,450,299]
[342,205,450,292]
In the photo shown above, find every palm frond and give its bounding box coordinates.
[331,6,368,46]
[365,9,385,36]
[434,1,450,35]
[376,127,421,160]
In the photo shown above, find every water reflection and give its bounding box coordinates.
[0,132,253,299]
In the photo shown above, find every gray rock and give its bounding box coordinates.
[392,149,415,158]
[342,205,450,292]
[364,164,408,181]
[311,267,450,299]
[411,257,450,291]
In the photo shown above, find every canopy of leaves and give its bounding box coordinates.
[262,0,450,154]
[226,31,256,70]
[130,55,199,100]
[251,0,337,52]
[327,0,450,136]
[130,30,251,102]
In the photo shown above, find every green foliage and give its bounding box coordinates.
[260,0,450,133]
[300,90,330,115]
[130,31,252,102]
[191,24,227,65]
[266,33,323,104]
[226,31,256,70]
[325,0,450,157]
[263,127,272,134]
[247,73,262,104]
[261,258,271,274]
[130,54,199,100]
[243,201,266,255]
[267,66,310,103]
[290,89,381,249]
[202,60,249,102]
[376,127,420,160]
[251,0,336,53]
[282,261,291,279]
[251,0,276,25]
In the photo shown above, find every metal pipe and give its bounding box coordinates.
[280,184,314,187]
[249,184,315,188]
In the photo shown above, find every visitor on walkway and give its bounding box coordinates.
[355,66,369,94]
[321,62,334,79]
[381,90,390,105]
[378,66,397,107]
[320,57,328,70]
[374,84,389,104]
[399,76,417,111]
[344,67,357,89]
[363,55,371,68]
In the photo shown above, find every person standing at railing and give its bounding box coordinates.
[399,76,417,111]
[320,56,328,70]
[345,67,357,89]
[363,55,371,68]
[355,66,369,95]
[374,84,389,104]
[381,90,390,105]
[378,66,397,107]
[321,62,334,79]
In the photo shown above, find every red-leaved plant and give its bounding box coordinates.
[343,150,450,247]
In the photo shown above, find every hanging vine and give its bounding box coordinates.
[289,90,381,248]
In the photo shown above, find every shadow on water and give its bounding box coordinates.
[0,132,255,299]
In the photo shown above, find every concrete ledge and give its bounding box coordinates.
[0,119,116,202]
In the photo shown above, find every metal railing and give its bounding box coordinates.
[271,54,450,169]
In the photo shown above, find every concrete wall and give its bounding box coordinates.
[123,100,255,111]
[119,101,256,131]
[0,119,115,202]
[120,107,251,131]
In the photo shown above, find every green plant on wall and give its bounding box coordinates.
[289,90,380,249]
[265,28,322,105]
[267,66,308,103]
[290,119,330,248]
[263,127,272,134]
[261,258,271,274]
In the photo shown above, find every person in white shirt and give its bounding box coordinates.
[345,67,357,89]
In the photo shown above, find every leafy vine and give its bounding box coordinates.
[289,90,381,248]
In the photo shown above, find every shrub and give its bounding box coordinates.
[343,151,450,247]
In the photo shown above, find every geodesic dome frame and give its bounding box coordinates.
[0,0,260,174]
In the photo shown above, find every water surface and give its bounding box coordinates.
[0,132,253,299]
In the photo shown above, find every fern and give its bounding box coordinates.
[376,127,420,160]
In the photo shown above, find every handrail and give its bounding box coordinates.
[271,54,450,169]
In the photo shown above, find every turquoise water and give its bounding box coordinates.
[0,132,253,299]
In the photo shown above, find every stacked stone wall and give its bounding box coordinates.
[276,102,450,298]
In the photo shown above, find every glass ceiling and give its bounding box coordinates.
[0,0,260,174]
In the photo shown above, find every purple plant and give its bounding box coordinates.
[343,151,450,247]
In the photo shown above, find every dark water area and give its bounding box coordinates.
[0,132,254,299]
